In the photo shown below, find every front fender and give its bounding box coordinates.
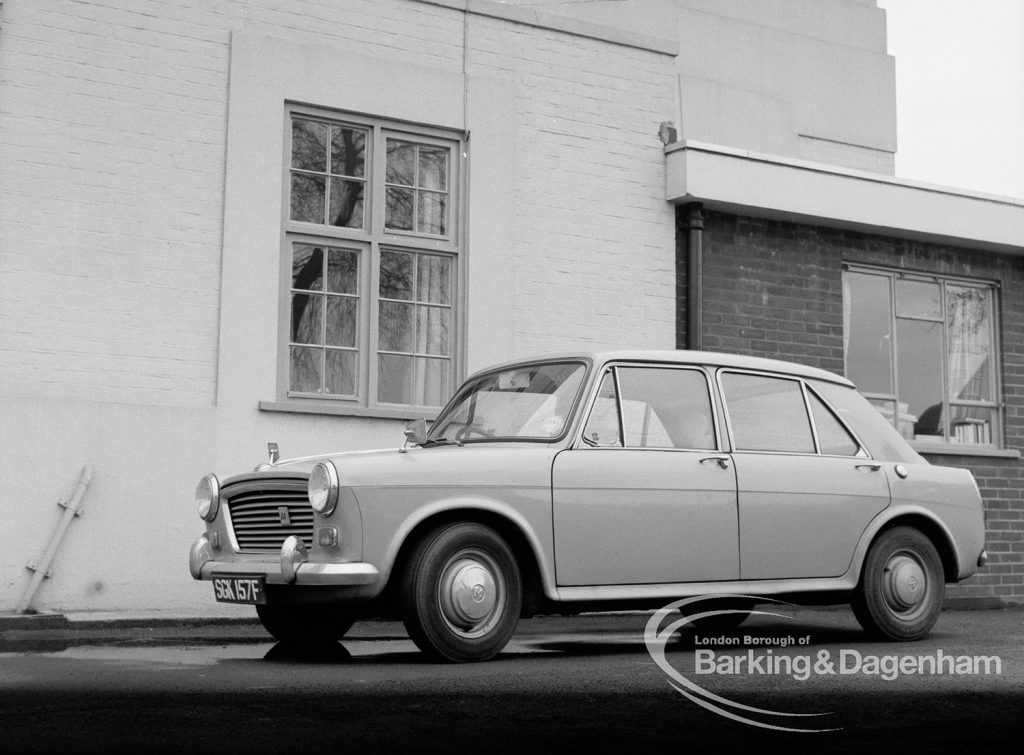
[354,486,557,600]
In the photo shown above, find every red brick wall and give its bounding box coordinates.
[678,208,1024,605]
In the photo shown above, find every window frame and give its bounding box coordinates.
[717,369,868,458]
[577,363,722,452]
[842,263,1003,450]
[277,104,466,418]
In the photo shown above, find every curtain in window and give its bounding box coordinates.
[946,285,991,403]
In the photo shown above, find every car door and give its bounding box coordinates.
[719,371,891,580]
[552,364,740,586]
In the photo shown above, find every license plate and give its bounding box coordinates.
[212,574,267,605]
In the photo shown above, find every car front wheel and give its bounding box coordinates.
[401,522,523,663]
[255,603,356,645]
[852,526,944,641]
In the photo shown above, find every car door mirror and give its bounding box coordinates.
[404,417,428,446]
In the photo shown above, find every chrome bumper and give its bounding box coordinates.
[189,533,378,586]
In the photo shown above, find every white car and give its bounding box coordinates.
[189,351,987,662]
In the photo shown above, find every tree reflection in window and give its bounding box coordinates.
[385,139,448,235]
[285,112,460,408]
[290,120,366,228]
[289,244,359,396]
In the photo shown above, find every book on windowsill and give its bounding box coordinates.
[951,419,991,445]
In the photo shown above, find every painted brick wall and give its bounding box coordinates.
[0,0,466,409]
[469,16,678,356]
[1,0,676,407]
[0,0,681,612]
[680,209,1024,604]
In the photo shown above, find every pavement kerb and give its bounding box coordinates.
[1,602,1018,635]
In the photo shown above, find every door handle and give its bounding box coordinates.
[855,463,882,471]
[699,455,731,470]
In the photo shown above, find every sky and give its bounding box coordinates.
[877,0,1024,198]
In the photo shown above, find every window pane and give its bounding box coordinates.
[326,248,358,294]
[329,179,364,228]
[416,305,450,356]
[330,126,366,178]
[290,293,322,344]
[950,406,995,444]
[290,174,325,224]
[289,346,322,393]
[722,373,815,453]
[616,368,715,449]
[418,146,448,190]
[292,245,324,291]
[380,251,413,300]
[417,254,452,305]
[896,319,944,439]
[385,187,414,231]
[379,301,414,352]
[583,371,622,447]
[843,272,893,394]
[809,392,859,456]
[378,353,413,404]
[386,140,415,186]
[291,120,327,171]
[947,285,993,402]
[325,296,357,348]
[325,349,357,396]
[418,357,451,407]
[417,191,447,235]
[896,279,941,319]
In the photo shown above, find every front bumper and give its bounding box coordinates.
[189,533,379,586]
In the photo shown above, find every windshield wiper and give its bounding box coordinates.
[420,437,464,448]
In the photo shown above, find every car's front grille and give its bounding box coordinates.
[225,482,314,553]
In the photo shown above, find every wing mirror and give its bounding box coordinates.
[402,418,428,450]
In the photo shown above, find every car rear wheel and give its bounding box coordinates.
[401,522,522,663]
[255,603,356,645]
[852,526,944,641]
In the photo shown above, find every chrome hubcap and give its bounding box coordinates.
[438,549,504,638]
[881,552,928,614]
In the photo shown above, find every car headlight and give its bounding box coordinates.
[308,461,339,516]
[195,474,220,522]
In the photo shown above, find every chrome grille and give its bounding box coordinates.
[225,482,314,553]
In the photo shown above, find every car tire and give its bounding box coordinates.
[255,603,356,645]
[401,522,523,663]
[852,526,944,641]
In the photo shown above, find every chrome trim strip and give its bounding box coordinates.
[554,575,858,603]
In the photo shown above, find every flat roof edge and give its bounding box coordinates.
[666,141,1024,255]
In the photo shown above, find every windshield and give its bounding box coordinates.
[429,361,588,442]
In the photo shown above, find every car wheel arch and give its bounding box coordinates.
[381,505,550,616]
[856,511,960,585]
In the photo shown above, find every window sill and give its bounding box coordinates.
[259,400,440,422]
[911,441,1020,460]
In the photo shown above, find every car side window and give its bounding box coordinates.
[721,372,815,453]
[808,390,861,456]
[583,366,716,450]
[583,371,622,447]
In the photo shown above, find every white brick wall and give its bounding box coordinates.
[0,0,228,406]
[0,0,678,612]
[490,23,678,354]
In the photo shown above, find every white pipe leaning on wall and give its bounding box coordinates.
[16,465,95,615]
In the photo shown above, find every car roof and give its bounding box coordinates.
[472,350,856,389]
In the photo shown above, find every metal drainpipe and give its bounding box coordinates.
[683,202,704,351]
[16,465,94,614]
